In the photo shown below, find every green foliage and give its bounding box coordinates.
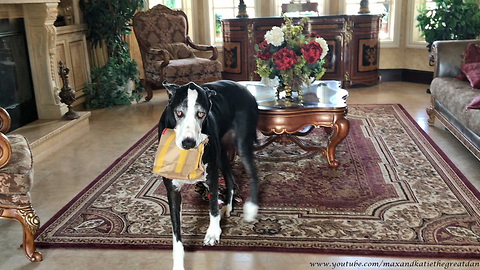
[215,13,222,35]
[82,55,143,109]
[165,0,176,9]
[79,0,145,108]
[416,0,480,49]
[79,0,145,56]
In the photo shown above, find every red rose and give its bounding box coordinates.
[256,40,272,60]
[301,41,323,65]
[273,47,297,70]
[259,40,269,50]
[306,32,320,39]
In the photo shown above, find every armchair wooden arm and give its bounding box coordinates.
[186,36,218,60]
[149,48,171,68]
[0,107,10,133]
[136,36,172,68]
[0,107,12,168]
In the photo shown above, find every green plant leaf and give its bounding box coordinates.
[416,0,480,46]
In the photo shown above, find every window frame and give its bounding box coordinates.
[339,0,402,49]
[406,0,434,49]
[208,0,258,46]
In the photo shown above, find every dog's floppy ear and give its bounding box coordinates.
[202,87,217,98]
[163,81,178,100]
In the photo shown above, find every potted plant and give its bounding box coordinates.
[79,0,146,108]
[416,0,480,64]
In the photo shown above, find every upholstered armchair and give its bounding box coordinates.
[133,4,223,101]
[0,107,42,262]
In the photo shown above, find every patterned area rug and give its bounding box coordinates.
[35,104,480,258]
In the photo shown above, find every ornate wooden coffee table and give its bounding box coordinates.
[239,81,349,168]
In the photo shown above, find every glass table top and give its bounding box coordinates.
[238,80,349,109]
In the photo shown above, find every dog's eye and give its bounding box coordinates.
[175,110,184,118]
[197,111,205,118]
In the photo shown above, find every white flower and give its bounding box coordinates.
[261,76,280,89]
[264,27,284,47]
[315,37,329,59]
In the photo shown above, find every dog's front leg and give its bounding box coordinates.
[203,167,222,246]
[163,178,184,270]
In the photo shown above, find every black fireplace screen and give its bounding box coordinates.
[0,18,37,131]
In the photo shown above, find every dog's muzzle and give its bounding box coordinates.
[181,137,197,149]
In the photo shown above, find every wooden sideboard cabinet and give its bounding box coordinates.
[221,15,381,88]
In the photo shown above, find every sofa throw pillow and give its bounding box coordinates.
[459,62,480,89]
[456,43,480,81]
[466,95,480,111]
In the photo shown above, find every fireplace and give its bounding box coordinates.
[0,18,37,130]
[1,0,68,124]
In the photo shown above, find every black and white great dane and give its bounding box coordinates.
[158,80,260,270]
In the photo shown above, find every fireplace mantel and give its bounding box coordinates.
[0,0,67,119]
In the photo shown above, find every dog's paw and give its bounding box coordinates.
[203,225,222,246]
[243,201,258,222]
[221,203,233,218]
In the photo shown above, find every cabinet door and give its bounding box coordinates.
[68,40,89,91]
[222,19,250,81]
[55,26,91,106]
[309,16,346,85]
[348,15,381,87]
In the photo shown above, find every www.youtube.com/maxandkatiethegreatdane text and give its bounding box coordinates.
[309,260,480,269]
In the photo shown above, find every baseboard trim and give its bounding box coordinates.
[379,69,433,85]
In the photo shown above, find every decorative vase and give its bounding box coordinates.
[276,83,303,101]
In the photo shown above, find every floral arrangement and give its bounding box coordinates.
[255,17,329,98]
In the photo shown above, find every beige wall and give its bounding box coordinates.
[380,0,432,71]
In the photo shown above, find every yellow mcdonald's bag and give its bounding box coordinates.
[152,128,208,180]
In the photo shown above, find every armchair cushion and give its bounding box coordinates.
[150,43,195,60]
[0,134,33,200]
[145,57,222,85]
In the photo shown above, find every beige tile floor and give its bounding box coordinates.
[1,82,480,270]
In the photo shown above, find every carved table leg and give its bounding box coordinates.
[326,117,350,168]
[0,205,42,262]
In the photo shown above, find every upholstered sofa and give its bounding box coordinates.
[427,39,480,160]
